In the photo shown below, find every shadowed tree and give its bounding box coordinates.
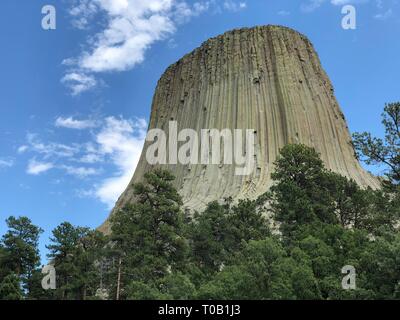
[110,169,188,299]
[353,102,400,186]
[0,216,43,295]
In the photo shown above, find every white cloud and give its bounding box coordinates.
[55,116,98,130]
[22,116,147,208]
[17,145,28,154]
[331,0,368,5]
[79,153,103,164]
[63,0,181,95]
[374,8,393,19]
[94,116,147,207]
[223,0,247,12]
[301,0,369,12]
[173,1,211,23]
[27,160,54,175]
[0,158,14,169]
[25,133,79,159]
[64,0,247,95]
[68,0,99,30]
[61,72,97,96]
[278,10,291,16]
[61,165,100,178]
[301,0,326,12]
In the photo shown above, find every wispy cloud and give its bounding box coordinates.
[61,165,100,178]
[301,0,326,12]
[93,116,147,207]
[61,72,97,96]
[27,159,54,175]
[17,145,28,154]
[55,116,98,130]
[223,0,247,12]
[24,133,79,159]
[21,116,147,208]
[0,158,14,169]
[78,152,103,164]
[374,8,393,20]
[63,0,247,95]
[277,10,291,16]
[68,0,99,30]
[301,0,369,12]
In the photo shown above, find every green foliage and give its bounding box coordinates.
[103,141,398,300]
[189,201,234,273]
[268,145,339,238]
[1,101,399,300]
[1,216,43,278]
[109,169,188,299]
[126,272,196,300]
[358,232,400,299]
[267,144,398,240]
[159,272,196,299]
[0,273,23,300]
[126,281,170,300]
[188,198,270,274]
[353,102,400,185]
[0,216,43,298]
[197,265,258,300]
[197,238,320,300]
[25,269,54,300]
[263,143,399,299]
[0,245,11,280]
[46,222,108,300]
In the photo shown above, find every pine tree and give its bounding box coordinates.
[188,198,270,274]
[46,222,107,300]
[0,216,43,296]
[267,144,339,240]
[352,102,400,231]
[110,169,188,299]
[0,273,23,300]
[353,102,400,186]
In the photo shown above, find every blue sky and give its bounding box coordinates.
[0,0,399,262]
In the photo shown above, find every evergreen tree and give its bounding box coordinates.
[0,137,396,300]
[0,244,12,280]
[189,201,233,274]
[197,238,321,300]
[267,144,338,240]
[0,216,43,296]
[261,143,399,299]
[25,268,54,300]
[0,273,23,300]
[353,102,400,186]
[352,102,400,231]
[110,169,188,299]
[189,198,270,274]
[46,222,106,300]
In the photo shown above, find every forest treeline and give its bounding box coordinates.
[0,103,399,300]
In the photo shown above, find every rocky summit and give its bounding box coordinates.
[99,25,379,233]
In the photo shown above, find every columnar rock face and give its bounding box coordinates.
[99,25,379,233]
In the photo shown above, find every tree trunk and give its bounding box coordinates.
[116,257,122,300]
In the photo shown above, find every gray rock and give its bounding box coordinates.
[98,25,379,234]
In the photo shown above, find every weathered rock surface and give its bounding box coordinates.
[99,25,379,233]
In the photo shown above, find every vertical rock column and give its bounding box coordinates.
[99,25,379,233]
